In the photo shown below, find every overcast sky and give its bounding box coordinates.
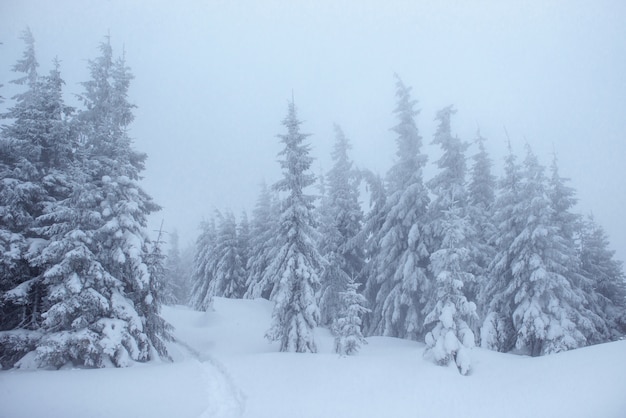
[1,0,625,261]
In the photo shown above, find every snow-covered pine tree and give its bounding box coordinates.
[334,277,369,356]
[466,131,497,314]
[245,181,280,299]
[356,168,386,334]
[264,99,323,353]
[237,211,251,287]
[143,223,175,359]
[423,106,477,374]
[19,37,171,368]
[547,155,609,343]
[424,206,476,375]
[164,230,189,305]
[318,125,364,326]
[211,211,246,299]
[364,75,430,340]
[479,142,523,352]
[191,218,217,311]
[482,145,596,356]
[0,31,75,367]
[0,28,44,333]
[579,214,626,339]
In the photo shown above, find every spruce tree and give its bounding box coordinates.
[164,230,189,305]
[24,38,170,368]
[318,125,364,326]
[237,211,251,287]
[264,100,323,353]
[334,277,369,356]
[579,215,626,339]
[547,156,609,343]
[364,75,430,340]
[466,131,497,314]
[0,31,75,366]
[479,142,523,352]
[191,218,217,311]
[483,146,596,356]
[423,106,476,373]
[211,211,246,299]
[244,181,280,299]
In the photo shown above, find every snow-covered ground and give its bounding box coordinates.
[1,297,625,418]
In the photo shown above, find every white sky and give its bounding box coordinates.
[1,0,625,261]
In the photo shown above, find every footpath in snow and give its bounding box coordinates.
[1,297,626,418]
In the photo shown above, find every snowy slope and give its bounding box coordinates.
[1,297,625,418]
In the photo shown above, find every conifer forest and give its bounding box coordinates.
[1,3,626,416]
[1,27,624,373]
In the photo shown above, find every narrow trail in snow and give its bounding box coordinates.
[174,338,247,418]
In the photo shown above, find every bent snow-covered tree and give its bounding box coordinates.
[365,75,430,340]
[265,100,323,353]
[424,106,477,375]
[318,125,364,327]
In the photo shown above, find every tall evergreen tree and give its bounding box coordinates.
[191,218,217,311]
[20,38,171,368]
[164,230,189,305]
[547,155,608,343]
[479,142,522,352]
[244,182,280,299]
[318,125,364,326]
[579,215,626,339]
[0,31,75,366]
[143,223,175,359]
[356,168,386,334]
[237,211,251,286]
[211,211,246,299]
[364,75,430,340]
[264,100,323,353]
[423,106,476,373]
[466,131,497,312]
[482,146,596,356]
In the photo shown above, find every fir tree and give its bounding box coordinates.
[318,125,364,326]
[356,168,386,334]
[191,218,217,311]
[482,146,596,356]
[479,142,523,352]
[237,211,251,286]
[334,277,369,356]
[364,75,430,340]
[424,206,476,375]
[579,215,626,339]
[466,131,497,313]
[22,37,170,368]
[164,230,189,305]
[265,100,323,353]
[211,211,246,299]
[245,182,280,299]
[0,31,74,365]
[547,155,609,343]
[423,106,476,374]
[143,223,175,359]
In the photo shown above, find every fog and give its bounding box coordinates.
[1,0,625,261]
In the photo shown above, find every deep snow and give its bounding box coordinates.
[1,297,625,418]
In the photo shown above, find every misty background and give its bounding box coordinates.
[1,0,625,261]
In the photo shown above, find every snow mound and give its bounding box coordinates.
[1,297,625,418]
